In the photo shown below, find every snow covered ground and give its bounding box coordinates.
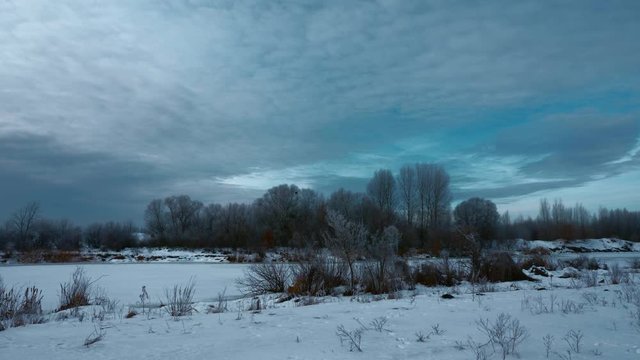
[520,238,640,253]
[1,263,640,359]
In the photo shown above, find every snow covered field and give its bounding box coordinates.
[1,260,640,359]
[1,279,639,359]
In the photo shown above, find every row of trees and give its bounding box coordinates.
[1,163,639,253]
[138,163,455,251]
[0,202,139,252]
[503,198,640,242]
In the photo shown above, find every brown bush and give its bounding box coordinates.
[523,246,552,256]
[479,253,533,283]
[1,279,44,331]
[412,263,442,287]
[288,257,346,296]
[42,251,81,263]
[58,267,92,311]
[564,255,601,270]
[520,254,556,271]
[360,262,403,294]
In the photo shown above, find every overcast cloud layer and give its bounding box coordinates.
[1,0,639,224]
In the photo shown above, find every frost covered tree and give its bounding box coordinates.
[364,225,400,293]
[324,210,367,290]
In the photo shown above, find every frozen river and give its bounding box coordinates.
[551,251,640,267]
[0,263,250,310]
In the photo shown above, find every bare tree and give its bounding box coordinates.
[366,169,396,218]
[254,184,301,246]
[324,210,367,290]
[397,165,416,225]
[164,195,203,239]
[415,163,452,233]
[327,188,365,223]
[144,199,167,240]
[10,202,40,250]
[218,203,253,248]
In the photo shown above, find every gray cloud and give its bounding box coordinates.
[1,0,640,222]
[492,112,640,178]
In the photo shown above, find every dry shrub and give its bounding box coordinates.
[520,254,557,271]
[42,251,81,263]
[84,324,106,347]
[237,263,290,295]
[227,254,247,263]
[564,255,600,270]
[288,256,346,296]
[395,259,415,289]
[58,267,92,311]
[18,251,45,263]
[608,263,627,284]
[164,278,196,317]
[476,313,528,359]
[0,277,44,331]
[360,262,403,294]
[523,246,552,256]
[412,263,443,287]
[409,259,462,288]
[336,324,364,352]
[479,253,533,283]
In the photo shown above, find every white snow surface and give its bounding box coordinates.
[1,264,640,359]
[519,238,640,253]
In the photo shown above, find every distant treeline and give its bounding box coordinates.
[1,163,639,253]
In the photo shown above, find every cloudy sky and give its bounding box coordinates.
[1,0,639,225]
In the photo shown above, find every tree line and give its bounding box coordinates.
[1,163,639,253]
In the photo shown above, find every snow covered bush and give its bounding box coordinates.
[336,324,364,352]
[324,210,367,291]
[607,263,626,284]
[579,270,598,288]
[519,253,557,271]
[163,278,196,318]
[0,277,44,331]
[542,334,554,358]
[616,282,640,330]
[84,324,106,347]
[562,329,583,353]
[207,287,228,314]
[361,226,401,294]
[58,267,92,311]
[236,263,290,296]
[476,313,528,360]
